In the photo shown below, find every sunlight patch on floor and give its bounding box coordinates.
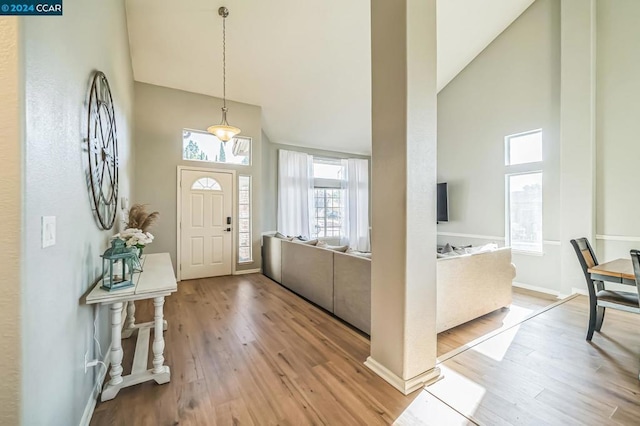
[393,389,474,425]
[500,304,536,327]
[471,324,521,362]
[426,367,487,416]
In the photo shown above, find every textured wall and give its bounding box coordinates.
[596,0,640,261]
[21,0,135,424]
[133,82,262,272]
[0,16,21,426]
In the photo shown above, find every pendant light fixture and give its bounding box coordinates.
[207,6,241,142]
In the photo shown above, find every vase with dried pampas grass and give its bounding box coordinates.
[126,204,159,233]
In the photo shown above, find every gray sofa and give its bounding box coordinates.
[262,235,371,334]
[262,235,515,335]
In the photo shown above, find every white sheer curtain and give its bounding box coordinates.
[345,158,370,251]
[277,149,314,238]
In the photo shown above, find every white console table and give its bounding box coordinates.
[85,252,177,401]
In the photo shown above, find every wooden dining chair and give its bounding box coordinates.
[571,238,639,341]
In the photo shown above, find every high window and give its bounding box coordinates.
[311,158,345,239]
[505,130,543,253]
[182,129,251,165]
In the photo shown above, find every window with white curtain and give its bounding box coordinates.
[277,149,370,250]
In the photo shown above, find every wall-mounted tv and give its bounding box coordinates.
[437,183,448,222]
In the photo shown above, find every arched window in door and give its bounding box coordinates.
[191,177,222,191]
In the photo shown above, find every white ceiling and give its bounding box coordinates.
[125,0,534,155]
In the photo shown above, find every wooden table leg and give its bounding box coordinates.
[101,302,124,401]
[152,296,170,384]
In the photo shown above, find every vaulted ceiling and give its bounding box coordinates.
[125,0,534,155]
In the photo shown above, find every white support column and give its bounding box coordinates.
[366,0,440,395]
[559,0,597,295]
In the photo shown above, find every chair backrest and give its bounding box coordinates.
[570,238,599,300]
[628,249,640,299]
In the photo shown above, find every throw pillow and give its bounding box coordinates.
[274,232,289,239]
[442,243,454,254]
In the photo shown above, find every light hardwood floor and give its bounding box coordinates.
[92,274,640,425]
[91,274,473,425]
[427,295,640,425]
[437,288,557,356]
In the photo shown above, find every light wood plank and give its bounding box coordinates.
[589,258,635,281]
[131,327,150,374]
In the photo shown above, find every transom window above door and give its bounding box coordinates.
[182,129,251,165]
[191,177,222,191]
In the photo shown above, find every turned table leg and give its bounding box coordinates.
[122,301,136,339]
[152,296,170,384]
[101,302,124,401]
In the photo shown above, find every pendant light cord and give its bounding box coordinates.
[222,13,227,109]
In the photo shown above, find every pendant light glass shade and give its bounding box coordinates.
[207,107,241,142]
[208,6,241,142]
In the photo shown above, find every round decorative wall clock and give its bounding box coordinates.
[86,71,119,230]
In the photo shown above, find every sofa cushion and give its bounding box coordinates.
[466,243,498,254]
[294,238,318,246]
[346,248,372,258]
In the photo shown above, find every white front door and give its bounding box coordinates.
[180,170,233,279]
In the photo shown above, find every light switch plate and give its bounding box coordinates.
[42,216,56,248]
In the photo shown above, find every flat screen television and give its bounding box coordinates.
[437,183,449,222]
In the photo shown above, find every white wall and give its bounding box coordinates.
[21,0,135,424]
[595,0,640,262]
[437,0,561,293]
[0,16,21,426]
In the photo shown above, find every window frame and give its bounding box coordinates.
[504,128,543,167]
[311,156,345,240]
[504,129,544,256]
[505,171,543,255]
[182,128,252,166]
[238,175,252,264]
[312,187,344,239]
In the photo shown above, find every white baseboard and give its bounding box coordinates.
[79,343,111,426]
[512,281,565,298]
[234,268,261,275]
[364,357,441,395]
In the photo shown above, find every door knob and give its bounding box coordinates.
[225,227,231,232]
